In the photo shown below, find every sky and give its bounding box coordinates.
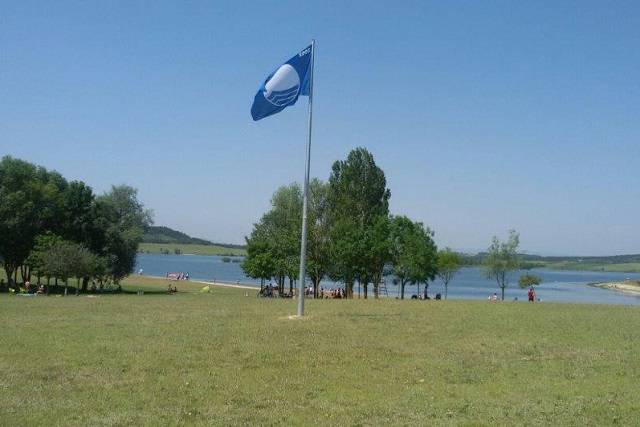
[1,1,639,255]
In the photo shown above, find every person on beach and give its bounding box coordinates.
[528,287,536,303]
[491,293,498,302]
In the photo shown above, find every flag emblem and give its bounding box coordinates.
[264,64,300,106]
[251,45,312,121]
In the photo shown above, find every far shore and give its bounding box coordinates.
[589,280,640,295]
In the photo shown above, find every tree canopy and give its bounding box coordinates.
[0,156,151,291]
[242,148,441,300]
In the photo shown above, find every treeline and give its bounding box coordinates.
[0,156,151,293]
[242,148,463,299]
[464,252,640,266]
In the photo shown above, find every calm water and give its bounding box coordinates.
[135,253,640,305]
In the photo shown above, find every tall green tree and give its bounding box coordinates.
[243,183,302,293]
[437,248,463,299]
[408,221,438,297]
[327,148,391,298]
[389,216,438,299]
[0,156,67,287]
[306,179,331,297]
[362,215,391,298]
[95,185,153,284]
[484,230,520,301]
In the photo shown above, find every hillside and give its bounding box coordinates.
[463,252,640,273]
[143,225,245,250]
[138,242,245,256]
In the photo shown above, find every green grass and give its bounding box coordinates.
[1,276,640,425]
[139,242,246,256]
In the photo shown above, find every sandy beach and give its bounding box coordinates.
[589,280,640,295]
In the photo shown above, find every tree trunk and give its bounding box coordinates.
[444,283,448,299]
[4,266,14,288]
[20,265,28,283]
[82,277,89,292]
[313,278,320,299]
[64,280,68,296]
[346,281,353,299]
[364,282,368,299]
[400,281,406,299]
[373,282,379,299]
[501,285,505,301]
[289,277,293,295]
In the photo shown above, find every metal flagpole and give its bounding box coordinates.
[297,39,315,317]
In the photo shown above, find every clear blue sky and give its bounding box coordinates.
[2,1,639,255]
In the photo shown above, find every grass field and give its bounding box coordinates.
[1,276,639,425]
[139,242,246,256]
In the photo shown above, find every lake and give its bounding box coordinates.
[135,253,640,305]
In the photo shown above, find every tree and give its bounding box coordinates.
[518,274,541,289]
[242,248,276,289]
[389,216,437,299]
[0,156,68,287]
[362,215,391,299]
[37,240,87,295]
[484,230,520,301]
[243,183,302,293]
[306,179,331,298]
[95,185,153,284]
[437,248,462,299]
[27,233,63,290]
[327,148,390,298]
[409,222,438,297]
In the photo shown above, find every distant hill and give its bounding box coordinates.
[465,252,640,265]
[143,226,245,250]
[462,252,640,273]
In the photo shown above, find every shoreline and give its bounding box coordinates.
[588,280,640,296]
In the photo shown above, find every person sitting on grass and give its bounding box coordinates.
[37,284,45,295]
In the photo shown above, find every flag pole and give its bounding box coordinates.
[297,39,315,317]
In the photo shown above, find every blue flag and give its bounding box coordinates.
[251,45,312,121]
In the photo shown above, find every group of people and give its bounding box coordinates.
[166,272,190,280]
[488,287,538,302]
[21,281,46,295]
[411,292,442,300]
[319,287,345,299]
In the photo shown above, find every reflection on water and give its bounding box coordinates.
[135,254,640,305]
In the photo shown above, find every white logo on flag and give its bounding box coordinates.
[264,64,300,106]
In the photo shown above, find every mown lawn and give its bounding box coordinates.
[1,277,639,426]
